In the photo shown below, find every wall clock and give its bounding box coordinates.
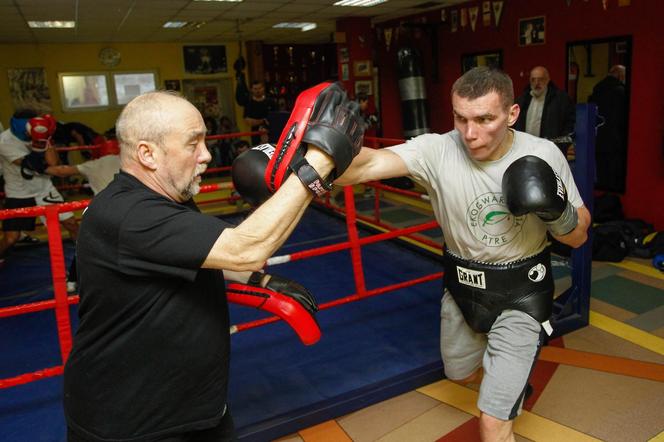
[99,47,121,67]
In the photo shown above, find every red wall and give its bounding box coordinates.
[371,0,664,228]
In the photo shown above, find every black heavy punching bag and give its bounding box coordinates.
[397,47,429,138]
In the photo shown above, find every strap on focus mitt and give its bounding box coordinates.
[226,282,321,345]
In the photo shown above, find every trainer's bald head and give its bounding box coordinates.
[116,91,195,161]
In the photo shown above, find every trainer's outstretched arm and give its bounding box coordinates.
[203,148,333,272]
[335,146,409,186]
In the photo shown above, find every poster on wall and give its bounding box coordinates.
[354,80,372,96]
[183,45,227,74]
[518,16,546,46]
[182,79,235,122]
[7,67,52,114]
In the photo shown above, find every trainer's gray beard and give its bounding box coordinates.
[181,165,207,200]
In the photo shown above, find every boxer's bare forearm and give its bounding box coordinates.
[335,147,409,186]
[551,205,591,248]
[204,148,333,271]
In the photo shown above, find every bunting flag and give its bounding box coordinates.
[602,0,608,9]
[618,0,631,5]
[384,27,393,52]
[469,7,479,31]
[492,1,504,27]
[460,8,468,29]
[441,8,447,22]
[451,9,458,32]
[483,1,491,26]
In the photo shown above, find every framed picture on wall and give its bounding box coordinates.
[182,79,234,120]
[461,50,503,73]
[353,60,372,77]
[183,45,227,74]
[518,16,545,46]
[354,80,372,96]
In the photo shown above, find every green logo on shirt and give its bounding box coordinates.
[466,193,524,246]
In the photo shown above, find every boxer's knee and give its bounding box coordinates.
[449,367,483,385]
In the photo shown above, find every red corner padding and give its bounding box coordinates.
[226,283,321,346]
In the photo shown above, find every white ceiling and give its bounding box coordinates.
[0,0,468,45]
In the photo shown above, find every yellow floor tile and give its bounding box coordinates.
[564,324,664,363]
[590,311,664,355]
[651,326,664,339]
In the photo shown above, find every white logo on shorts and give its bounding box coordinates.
[528,263,546,282]
[456,266,486,289]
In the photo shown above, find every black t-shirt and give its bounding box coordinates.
[64,171,230,441]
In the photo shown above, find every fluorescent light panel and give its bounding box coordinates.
[273,22,317,32]
[163,21,188,28]
[334,0,387,6]
[28,21,75,28]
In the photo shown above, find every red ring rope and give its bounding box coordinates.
[0,136,444,391]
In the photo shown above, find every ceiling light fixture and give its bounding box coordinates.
[273,22,317,32]
[27,21,76,28]
[163,21,188,28]
[194,0,243,2]
[333,0,388,6]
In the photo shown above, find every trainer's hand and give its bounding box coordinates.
[249,272,318,314]
[502,155,578,236]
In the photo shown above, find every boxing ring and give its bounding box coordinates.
[0,105,596,440]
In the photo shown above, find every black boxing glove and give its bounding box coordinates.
[300,83,365,179]
[248,271,319,314]
[20,151,48,180]
[231,144,274,206]
[502,155,578,236]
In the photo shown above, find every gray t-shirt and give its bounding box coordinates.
[387,129,583,264]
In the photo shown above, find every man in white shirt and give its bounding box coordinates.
[0,110,78,267]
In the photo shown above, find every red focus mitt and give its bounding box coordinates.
[226,282,321,346]
[265,81,365,197]
[26,114,57,152]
